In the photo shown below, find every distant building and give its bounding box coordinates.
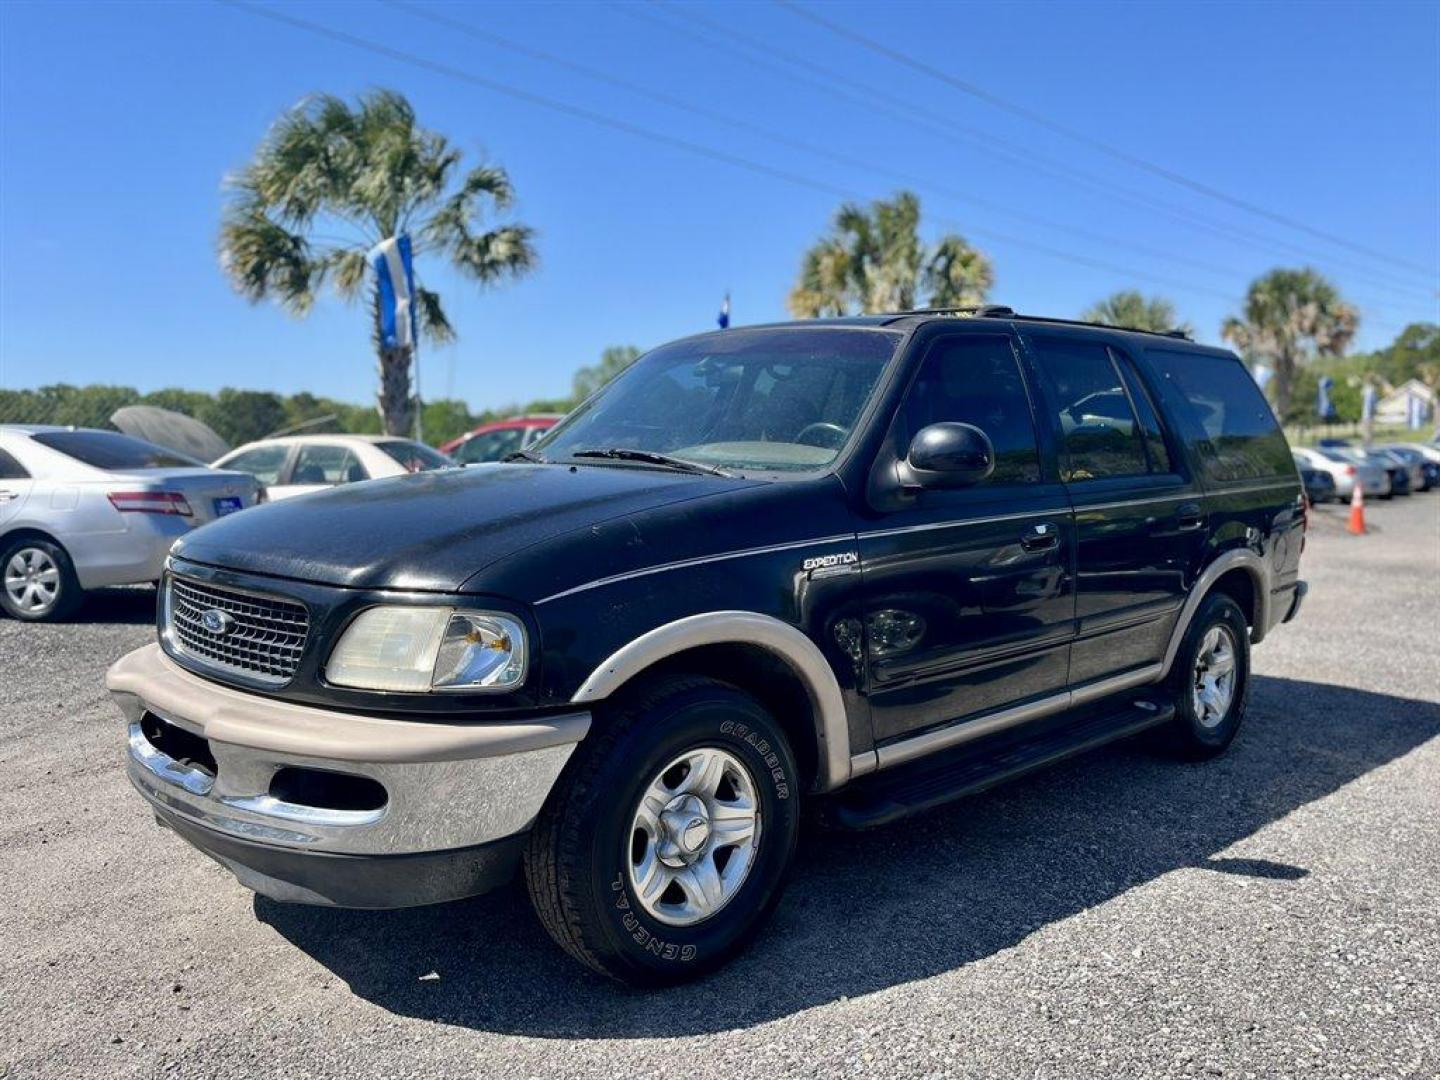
[1375,379,1435,427]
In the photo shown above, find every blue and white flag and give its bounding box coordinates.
[717,292,731,330]
[1251,363,1274,392]
[1362,383,1377,422]
[1409,391,1426,430]
[1317,376,1337,421]
[370,234,417,350]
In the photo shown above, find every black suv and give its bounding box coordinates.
[109,307,1307,986]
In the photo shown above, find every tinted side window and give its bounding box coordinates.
[1029,337,1147,481]
[1111,349,1172,473]
[222,445,289,486]
[292,444,363,484]
[31,430,200,470]
[1148,350,1292,481]
[457,429,525,464]
[0,448,29,480]
[901,335,1041,484]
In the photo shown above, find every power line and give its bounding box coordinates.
[387,0,1270,290]
[777,0,1438,283]
[218,1,1407,336]
[635,0,1434,305]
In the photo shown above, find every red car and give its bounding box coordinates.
[439,415,562,465]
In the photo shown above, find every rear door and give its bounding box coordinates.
[0,445,34,529]
[858,330,1076,745]
[1023,332,1203,687]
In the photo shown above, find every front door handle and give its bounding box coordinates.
[1175,502,1205,531]
[1020,521,1061,552]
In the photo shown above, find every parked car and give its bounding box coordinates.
[0,425,259,621]
[1291,446,1389,501]
[109,308,1308,985]
[212,435,455,501]
[1372,445,1433,492]
[439,415,563,465]
[1292,453,1337,505]
[1358,447,1413,496]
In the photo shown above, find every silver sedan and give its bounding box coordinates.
[0,426,259,621]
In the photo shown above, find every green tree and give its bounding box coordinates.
[1082,290,1191,335]
[198,389,288,446]
[571,345,642,402]
[787,191,992,317]
[219,90,537,436]
[1221,268,1357,419]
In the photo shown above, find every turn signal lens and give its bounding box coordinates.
[432,613,527,690]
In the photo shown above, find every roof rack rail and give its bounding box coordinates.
[878,306,1192,341]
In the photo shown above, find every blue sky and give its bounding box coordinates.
[2,0,1437,413]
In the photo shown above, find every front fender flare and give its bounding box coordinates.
[571,611,852,791]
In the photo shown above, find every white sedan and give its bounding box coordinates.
[212,435,455,501]
[0,425,260,621]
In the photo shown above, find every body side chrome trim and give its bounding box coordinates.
[571,610,853,792]
[535,534,856,605]
[873,664,1163,772]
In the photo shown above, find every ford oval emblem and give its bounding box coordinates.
[201,608,236,636]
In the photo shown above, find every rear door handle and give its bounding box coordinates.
[1176,502,1204,531]
[1020,521,1061,552]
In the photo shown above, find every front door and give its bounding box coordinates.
[858,332,1076,745]
[1021,332,1202,686]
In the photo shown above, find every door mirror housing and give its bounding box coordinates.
[900,422,995,489]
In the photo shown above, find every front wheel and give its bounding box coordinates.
[1159,591,1251,759]
[524,676,800,986]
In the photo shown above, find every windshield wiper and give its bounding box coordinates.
[502,448,548,463]
[570,448,731,477]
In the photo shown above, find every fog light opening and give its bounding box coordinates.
[140,712,217,778]
[267,767,387,813]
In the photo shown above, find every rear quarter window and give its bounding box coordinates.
[1146,350,1293,483]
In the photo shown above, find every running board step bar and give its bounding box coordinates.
[827,695,1176,830]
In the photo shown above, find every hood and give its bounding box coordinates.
[171,462,756,592]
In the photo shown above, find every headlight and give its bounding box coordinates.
[326,606,528,693]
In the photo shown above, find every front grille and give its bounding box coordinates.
[166,575,309,684]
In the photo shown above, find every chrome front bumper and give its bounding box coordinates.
[107,644,589,905]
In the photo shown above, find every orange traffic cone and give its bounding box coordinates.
[1347,479,1366,535]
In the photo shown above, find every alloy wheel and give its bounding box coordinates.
[1192,624,1237,728]
[626,746,762,927]
[4,547,61,616]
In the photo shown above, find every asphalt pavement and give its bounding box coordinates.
[1,494,1437,1079]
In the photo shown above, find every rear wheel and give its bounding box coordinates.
[1159,592,1250,759]
[1,538,81,622]
[524,676,800,986]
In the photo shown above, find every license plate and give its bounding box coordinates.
[213,496,244,517]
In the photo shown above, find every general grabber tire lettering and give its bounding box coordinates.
[523,675,801,986]
[1160,591,1251,760]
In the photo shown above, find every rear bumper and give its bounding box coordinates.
[71,517,189,589]
[108,643,589,907]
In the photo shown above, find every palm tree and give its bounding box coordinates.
[787,191,992,317]
[1221,268,1357,419]
[1082,290,1191,335]
[220,90,537,436]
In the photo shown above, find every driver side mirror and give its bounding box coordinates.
[899,422,995,489]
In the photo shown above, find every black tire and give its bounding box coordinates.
[1158,591,1250,759]
[524,676,801,986]
[0,536,82,622]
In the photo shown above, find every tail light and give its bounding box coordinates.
[108,491,193,516]
[1342,465,1356,477]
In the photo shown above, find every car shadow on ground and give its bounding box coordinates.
[256,675,1440,1037]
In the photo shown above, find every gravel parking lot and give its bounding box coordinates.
[2,495,1436,1079]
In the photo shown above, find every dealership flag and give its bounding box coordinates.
[1251,363,1274,392]
[370,235,417,350]
[1409,391,1426,430]
[1362,383,1377,422]
[1317,376,1337,421]
[717,292,731,330]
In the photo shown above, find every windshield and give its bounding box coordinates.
[376,439,454,472]
[31,429,202,470]
[536,328,902,473]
